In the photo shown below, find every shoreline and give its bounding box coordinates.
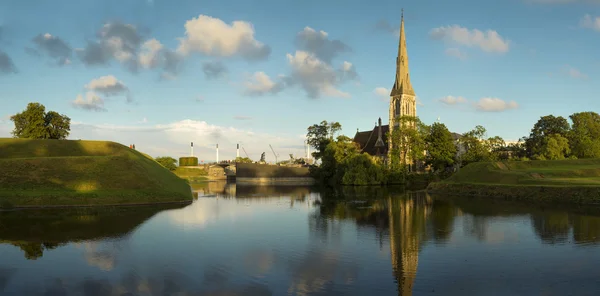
[0,199,193,211]
[427,182,600,205]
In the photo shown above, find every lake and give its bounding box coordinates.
[1,182,600,295]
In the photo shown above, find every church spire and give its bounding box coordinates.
[390,9,415,96]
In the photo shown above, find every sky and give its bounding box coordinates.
[0,0,599,162]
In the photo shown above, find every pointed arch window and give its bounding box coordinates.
[395,99,400,116]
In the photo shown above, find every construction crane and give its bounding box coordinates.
[242,146,250,158]
[269,144,279,164]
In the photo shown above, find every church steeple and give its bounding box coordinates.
[390,9,415,97]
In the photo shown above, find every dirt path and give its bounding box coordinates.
[530,173,544,179]
[496,162,509,170]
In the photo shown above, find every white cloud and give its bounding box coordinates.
[445,48,467,60]
[85,75,129,95]
[71,92,106,112]
[474,97,518,112]
[63,119,307,162]
[138,38,164,68]
[564,65,588,79]
[580,14,600,31]
[243,71,282,96]
[176,15,270,60]
[295,27,350,64]
[430,25,510,53]
[374,87,389,101]
[285,50,350,98]
[439,96,467,105]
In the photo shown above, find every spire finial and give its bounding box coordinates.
[401,8,404,20]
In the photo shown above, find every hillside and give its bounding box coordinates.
[0,138,193,207]
[444,159,600,187]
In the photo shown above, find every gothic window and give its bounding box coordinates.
[395,99,400,115]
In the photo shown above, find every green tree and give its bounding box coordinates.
[389,116,428,172]
[307,120,342,161]
[487,135,506,161]
[539,134,570,160]
[155,156,177,171]
[425,122,457,171]
[568,112,600,159]
[235,157,253,163]
[10,102,71,139]
[524,115,570,158]
[459,125,491,166]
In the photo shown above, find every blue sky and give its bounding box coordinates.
[0,0,599,161]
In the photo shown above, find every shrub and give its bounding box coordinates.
[155,156,177,171]
[179,157,199,167]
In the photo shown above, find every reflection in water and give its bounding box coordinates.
[2,182,600,295]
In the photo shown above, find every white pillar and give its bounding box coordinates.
[191,142,194,156]
[237,144,240,158]
[216,144,219,163]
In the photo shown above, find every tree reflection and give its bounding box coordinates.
[0,204,186,260]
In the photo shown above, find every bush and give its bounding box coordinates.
[155,156,177,171]
[179,157,198,167]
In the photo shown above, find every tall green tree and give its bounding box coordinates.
[306,120,342,161]
[425,122,457,171]
[487,135,506,161]
[524,115,570,158]
[389,116,428,172]
[539,134,570,160]
[568,112,600,159]
[459,125,492,166]
[10,102,71,139]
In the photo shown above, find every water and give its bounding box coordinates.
[1,182,600,295]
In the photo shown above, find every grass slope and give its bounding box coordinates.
[0,138,193,207]
[444,159,600,187]
[173,167,208,182]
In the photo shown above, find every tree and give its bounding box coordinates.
[306,120,342,161]
[487,136,506,161]
[235,157,253,163]
[389,116,428,172]
[525,115,570,158]
[459,125,492,166]
[539,134,570,160]
[10,102,71,139]
[155,156,177,171]
[568,112,600,159]
[425,122,457,171]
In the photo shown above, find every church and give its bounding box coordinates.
[353,11,418,164]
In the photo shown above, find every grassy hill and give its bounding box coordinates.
[428,159,600,204]
[444,159,600,187]
[0,138,193,207]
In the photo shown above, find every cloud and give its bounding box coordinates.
[374,87,389,101]
[439,95,467,105]
[373,20,399,35]
[0,50,17,74]
[138,39,183,78]
[86,75,129,96]
[28,33,72,66]
[580,14,600,31]
[176,15,270,61]
[71,92,107,112]
[77,22,143,70]
[243,71,284,96]
[563,65,588,79]
[430,25,510,53]
[234,115,252,120]
[445,48,467,60]
[339,61,358,81]
[474,97,518,112]
[284,51,351,98]
[65,119,307,161]
[202,61,227,79]
[295,27,351,64]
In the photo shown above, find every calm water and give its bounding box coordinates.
[2,183,600,295]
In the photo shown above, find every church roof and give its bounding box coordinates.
[353,125,390,156]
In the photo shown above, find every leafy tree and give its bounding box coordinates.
[155,156,177,171]
[459,125,492,166]
[340,153,386,185]
[425,122,457,171]
[487,136,506,161]
[306,120,342,161]
[235,157,253,163]
[524,115,570,158]
[539,134,570,160]
[10,102,71,139]
[389,116,428,172]
[568,112,600,159]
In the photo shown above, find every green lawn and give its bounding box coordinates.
[444,159,600,187]
[0,138,193,207]
[173,167,209,182]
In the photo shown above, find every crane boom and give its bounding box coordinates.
[269,144,278,164]
[242,146,249,158]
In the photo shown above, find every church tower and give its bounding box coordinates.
[388,9,417,162]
